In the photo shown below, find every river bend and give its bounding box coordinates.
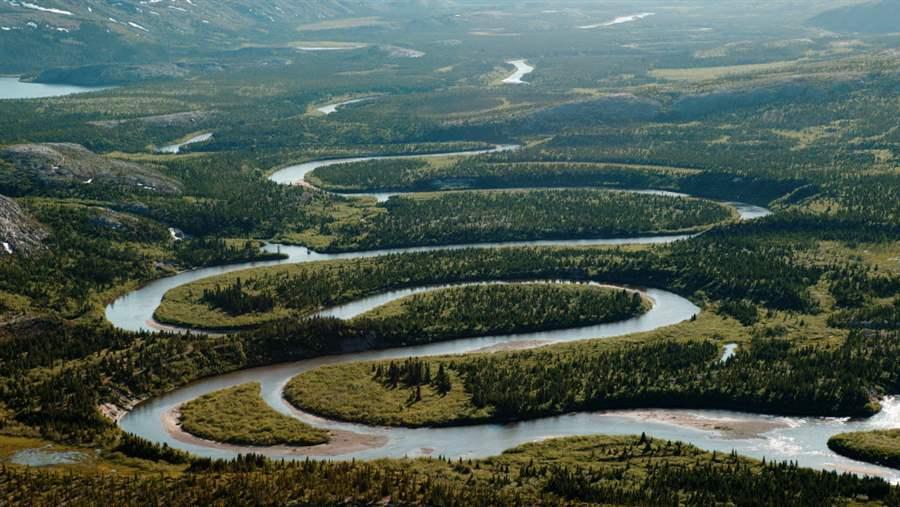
[109,148,898,483]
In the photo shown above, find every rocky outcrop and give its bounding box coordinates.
[0,195,47,256]
[1,143,182,195]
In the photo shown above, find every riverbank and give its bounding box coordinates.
[178,383,328,447]
[502,60,534,84]
[829,430,900,470]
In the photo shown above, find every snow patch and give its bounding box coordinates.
[20,2,72,15]
[579,12,655,29]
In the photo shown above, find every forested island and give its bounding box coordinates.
[828,430,900,471]
[283,189,735,252]
[352,283,650,342]
[178,383,328,447]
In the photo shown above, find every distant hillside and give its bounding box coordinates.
[809,0,900,33]
[1,143,182,195]
[0,0,375,72]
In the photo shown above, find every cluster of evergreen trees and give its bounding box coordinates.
[174,238,283,268]
[355,284,646,343]
[1,436,897,506]
[201,278,275,316]
[373,358,452,396]
[829,297,900,330]
[227,219,833,324]
[319,189,732,252]
[449,329,900,421]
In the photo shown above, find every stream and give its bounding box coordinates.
[107,148,899,483]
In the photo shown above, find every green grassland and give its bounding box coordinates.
[179,383,328,447]
[282,311,756,427]
[828,430,900,470]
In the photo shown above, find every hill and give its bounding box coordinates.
[0,194,46,255]
[0,0,452,74]
[1,143,182,195]
[809,0,900,33]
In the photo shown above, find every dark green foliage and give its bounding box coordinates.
[718,299,760,326]
[312,157,803,207]
[320,190,732,251]
[173,238,284,267]
[261,221,824,317]
[114,433,192,465]
[355,284,647,344]
[829,298,900,330]
[201,278,275,316]
[452,330,900,420]
[1,439,897,506]
[375,358,433,389]
[828,265,900,309]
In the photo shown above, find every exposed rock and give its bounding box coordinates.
[0,194,47,256]
[1,143,182,195]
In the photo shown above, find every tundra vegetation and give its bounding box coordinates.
[1,0,900,502]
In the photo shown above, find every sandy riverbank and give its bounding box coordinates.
[163,406,387,457]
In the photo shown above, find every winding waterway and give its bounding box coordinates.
[502,59,534,84]
[317,97,375,115]
[267,146,771,220]
[158,133,214,154]
[269,144,519,186]
[109,147,898,483]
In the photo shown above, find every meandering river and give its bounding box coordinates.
[109,147,898,483]
[158,133,214,154]
[502,60,534,84]
[267,146,771,220]
[317,97,375,115]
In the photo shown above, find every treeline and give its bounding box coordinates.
[829,298,900,330]
[827,265,900,309]
[311,157,803,206]
[1,435,897,506]
[374,358,453,396]
[355,284,647,343]
[201,278,275,316]
[3,216,892,441]
[271,217,831,314]
[452,329,900,421]
[316,189,733,252]
[2,316,391,441]
[307,158,429,191]
[173,238,284,268]
[161,218,834,330]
